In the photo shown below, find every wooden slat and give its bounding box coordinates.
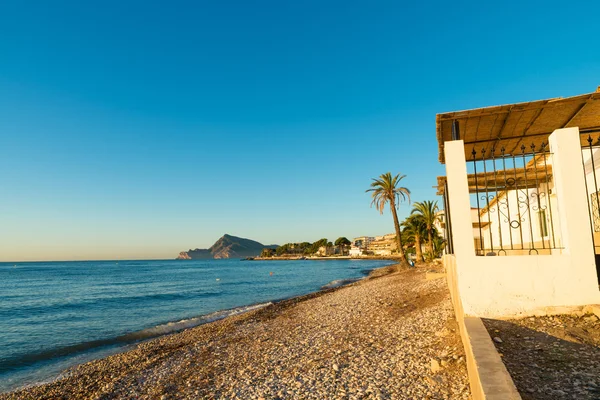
[437,91,600,164]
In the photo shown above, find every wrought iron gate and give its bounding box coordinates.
[442,180,454,255]
[580,133,600,283]
[468,143,559,256]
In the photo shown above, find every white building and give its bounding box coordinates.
[435,208,486,256]
[349,235,394,257]
[352,236,374,248]
[349,246,363,257]
[437,88,600,317]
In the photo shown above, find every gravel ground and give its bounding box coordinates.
[2,265,471,399]
[484,313,600,400]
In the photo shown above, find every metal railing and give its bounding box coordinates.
[468,143,559,256]
[581,133,600,256]
[442,180,454,255]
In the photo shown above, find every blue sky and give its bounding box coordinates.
[1,1,599,261]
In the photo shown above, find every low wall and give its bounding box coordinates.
[444,255,522,400]
[454,254,600,318]
[443,130,600,318]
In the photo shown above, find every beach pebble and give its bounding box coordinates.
[430,358,442,373]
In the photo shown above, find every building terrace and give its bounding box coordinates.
[437,87,600,318]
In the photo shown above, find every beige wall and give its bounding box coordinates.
[444,128,600,318]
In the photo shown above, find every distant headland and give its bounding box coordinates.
[176,234,278,260]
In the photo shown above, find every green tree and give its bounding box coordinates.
[402,214,426,263]
[297,242,312,255]
[411,200,440,261]
[432,235,446,258]
[334,237,351,246]
[366,172,411,265]
[310,238,329,254]
[275,243,290,256]
[261,248,275,258]
[334,237,351,255]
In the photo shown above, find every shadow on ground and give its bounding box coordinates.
[482,317,600,400]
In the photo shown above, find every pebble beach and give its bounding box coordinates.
[2,264,471,399]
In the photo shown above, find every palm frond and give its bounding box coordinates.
[366,172,410,214]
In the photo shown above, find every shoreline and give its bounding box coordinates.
[252,255,405,261]
[1,262,396,395]
[2,262,470,399]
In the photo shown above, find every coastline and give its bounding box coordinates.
[252,255,405,261]
[0,262,394,395]
[2,263,470,399]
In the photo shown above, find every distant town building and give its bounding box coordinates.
[349,246,363,257]
[352,236,374,249]
[349,236,372,257]
[348,235,396,257]
[369,234,396,256]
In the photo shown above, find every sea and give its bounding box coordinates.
[0,258,393,393]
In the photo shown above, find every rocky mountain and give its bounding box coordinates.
[176,234,278,260]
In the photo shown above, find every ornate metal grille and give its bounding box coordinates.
[581,133,600,284]
[442,180,454,255]
[468,143,559,256]
[581,133,600,243]
[591,192,600,232]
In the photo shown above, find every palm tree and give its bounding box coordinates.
[432,235,446,258]
[411,200,440,261]
[366,172,411,265]
[402,214,426,263]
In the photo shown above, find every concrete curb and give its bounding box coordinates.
[444,255,522,400]
[584,304,600,319]
[462,317,521,399]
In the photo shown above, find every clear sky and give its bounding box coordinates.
[1,1,599,261]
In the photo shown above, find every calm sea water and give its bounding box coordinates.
[0,258,392,392]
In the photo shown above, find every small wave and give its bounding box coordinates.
[121,302,271,340]
[360,269,374,275]
[321,278,361,289]
[0,290,224,316]
[0,302,272,374]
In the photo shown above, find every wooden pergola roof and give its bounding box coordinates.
[436,88,600,164]
[436,154,553,195]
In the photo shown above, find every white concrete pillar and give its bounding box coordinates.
[444,140,475,261]
[549,127,600,296]
[549,127,595,256]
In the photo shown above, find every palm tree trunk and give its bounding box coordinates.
[415,233,423,262]
[428,230,434,261]
[391,205,407,265]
